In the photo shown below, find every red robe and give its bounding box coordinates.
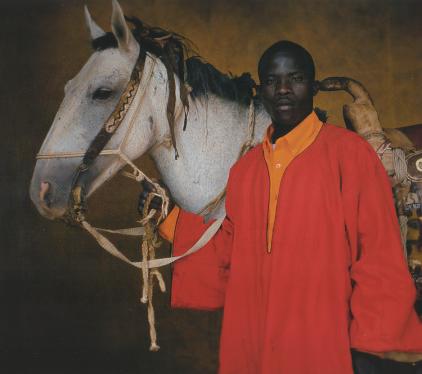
[171,124,422,373]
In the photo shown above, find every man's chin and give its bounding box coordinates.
[273,110,296,127]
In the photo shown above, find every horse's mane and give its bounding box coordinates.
[92,16,255,106]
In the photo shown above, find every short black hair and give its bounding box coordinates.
[258,40,315,81]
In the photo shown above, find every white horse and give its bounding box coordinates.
[30,0,270,223]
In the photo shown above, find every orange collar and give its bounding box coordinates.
[263,111,323,157]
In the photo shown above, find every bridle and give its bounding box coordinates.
[36,49,170,226]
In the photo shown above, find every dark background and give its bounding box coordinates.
[1,0,422,373]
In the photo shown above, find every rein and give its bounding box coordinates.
[37,50,171,351]
[36,49,257,350]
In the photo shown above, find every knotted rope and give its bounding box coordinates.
[81,159,169,351]
[139,192,166,351]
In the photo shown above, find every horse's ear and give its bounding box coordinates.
[111,0,137,52]
[84,5,105,40]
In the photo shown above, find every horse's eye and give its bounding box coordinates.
[93,88,112,100]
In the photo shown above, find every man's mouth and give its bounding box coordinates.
[275,99,294,111]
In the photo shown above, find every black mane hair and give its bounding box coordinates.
[92,32,118,50]
[186,58,255,105]
[91,17,256,106]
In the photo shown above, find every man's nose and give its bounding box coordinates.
[275,78,291,94]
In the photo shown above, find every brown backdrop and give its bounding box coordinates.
[1,0,422,373]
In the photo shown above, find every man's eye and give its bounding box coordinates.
[291,75,305,83]
[93,88,113,100]
[265,78,275,85]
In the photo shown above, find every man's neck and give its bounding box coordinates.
[271,124,295,143]
[271,111,313,144]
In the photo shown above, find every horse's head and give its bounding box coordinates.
[30,1,172,220]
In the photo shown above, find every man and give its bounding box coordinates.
[140,41,422,373]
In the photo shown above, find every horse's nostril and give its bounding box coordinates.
[40,181,51,206]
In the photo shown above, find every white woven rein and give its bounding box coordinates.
[36,52,256,350]
[36,53,256,270]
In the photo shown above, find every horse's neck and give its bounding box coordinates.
[150,94,270,215]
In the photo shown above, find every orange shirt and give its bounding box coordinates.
[159,205,180,242]
[262,111,322,251]
[159,111,323,250]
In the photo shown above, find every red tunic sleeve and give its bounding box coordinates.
[170,172,235,311]
[342,138,422,352]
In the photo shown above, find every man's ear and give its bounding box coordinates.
[313,80,320,96]
[256,84,262,97]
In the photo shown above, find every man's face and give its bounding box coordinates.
[259,52,316,128]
